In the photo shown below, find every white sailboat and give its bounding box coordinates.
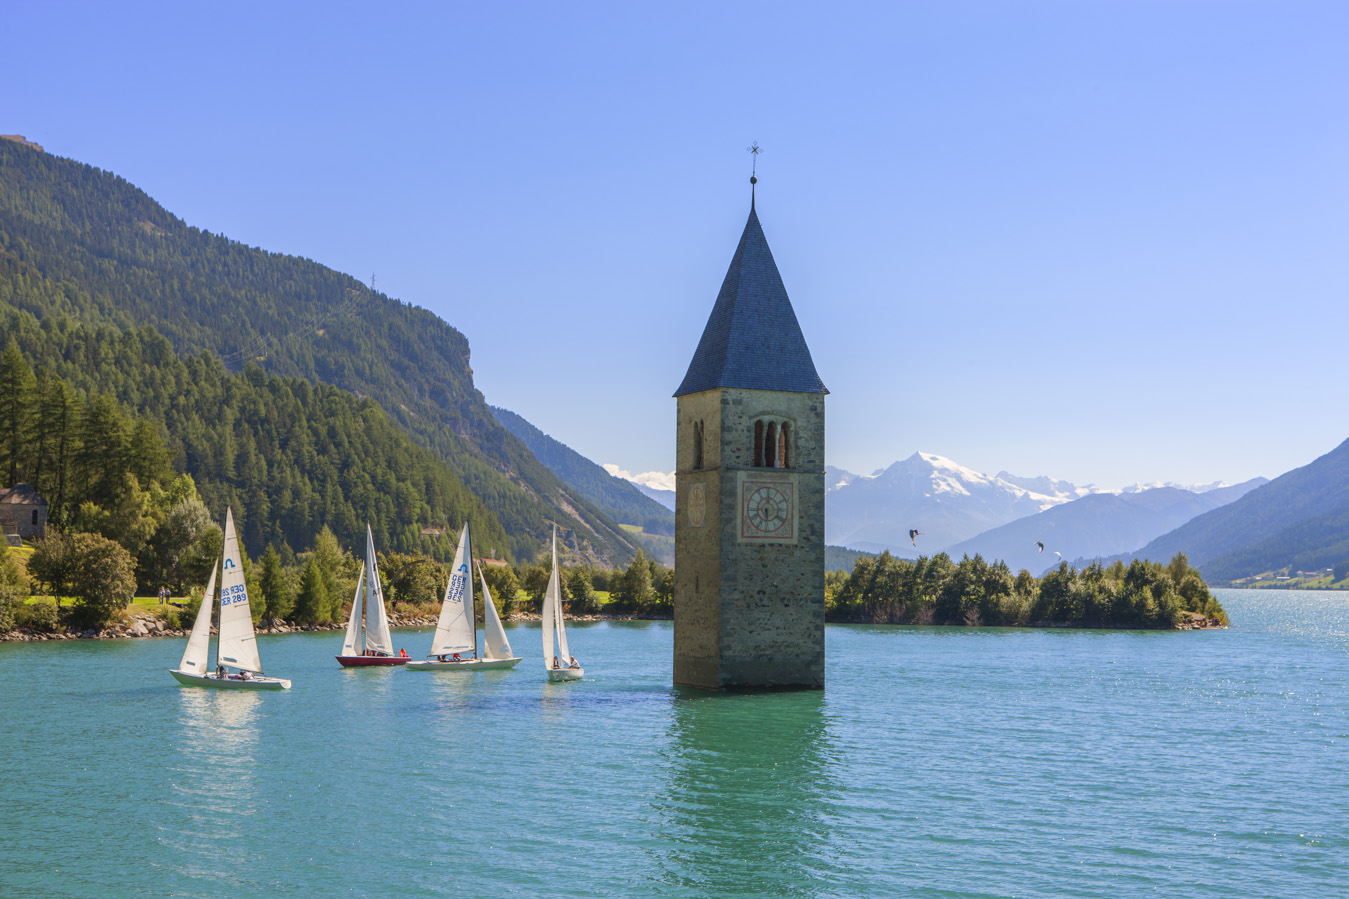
[169,507,291,690]
[542,525,582,682]
[336,525,408,666]
[407,522,522,671]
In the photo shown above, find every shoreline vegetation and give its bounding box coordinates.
[0,355,1226,642]
[825,551,1227,630]
[1,548,1228,644]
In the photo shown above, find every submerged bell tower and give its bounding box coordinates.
[673,178,828,690]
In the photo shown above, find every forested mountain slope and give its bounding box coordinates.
[1126,437,1349,581]
[490,406,673,533]
[1,322,512,560]
[0,138,638,564]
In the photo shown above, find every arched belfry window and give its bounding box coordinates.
[752,417,794,469]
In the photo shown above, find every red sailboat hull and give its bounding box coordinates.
[336,655,410,667]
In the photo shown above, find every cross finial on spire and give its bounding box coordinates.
[747,142,760,209]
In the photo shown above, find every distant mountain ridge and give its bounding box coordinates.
[949,479,1266,575]
[1119,437,1349,582]
[826,452,1090,554]
[0,138,640,565]
[826,450,1253,558]
[489,406,674,533]
[603,466,676,511]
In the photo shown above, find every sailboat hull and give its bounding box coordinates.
[169,669,291,690]
[336,655,410,667]
[547,667,584,682]
[406,656,523,671]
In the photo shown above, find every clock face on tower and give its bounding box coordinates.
[740,477,795,542]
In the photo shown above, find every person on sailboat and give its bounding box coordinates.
[568,656,580,670]
[553,655,561,670]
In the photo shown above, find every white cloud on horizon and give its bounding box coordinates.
[603,464,676,493]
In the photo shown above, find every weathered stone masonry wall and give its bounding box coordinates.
[675,388,825,689]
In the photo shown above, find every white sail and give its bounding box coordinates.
[339,564,366,657]
[178,561,218,675]
[216,508,263,673]
[554,563,571,665]
[541,528,557,670]
[429,523,476,657]
[542,526,572,668]
[363,526,395,655]
[477,560,512,660]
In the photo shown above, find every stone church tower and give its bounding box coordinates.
[673,191,828,690]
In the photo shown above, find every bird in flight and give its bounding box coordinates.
[909,529,922,546]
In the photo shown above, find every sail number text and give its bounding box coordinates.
[221,584,249,606]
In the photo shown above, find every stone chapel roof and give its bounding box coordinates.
[674,202,828,398]
[0,483,47,506]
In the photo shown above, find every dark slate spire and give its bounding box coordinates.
[674,204,828,397]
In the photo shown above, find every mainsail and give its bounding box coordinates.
[362,526,394,656]
[216,508,263,673]
[542,526,569,667]
[339,564,367,657]
[177,561,218,676]
[477,560,512,660]
[429,523,476,657]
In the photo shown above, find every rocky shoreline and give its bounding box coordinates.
[0,609,674,642]
[1,607,1221,643]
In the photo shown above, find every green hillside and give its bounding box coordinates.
[0,137,639,565]
[490,405,673,533]
[1128,437,1349,583]
[825,544,871,573]
[1,325,510,559]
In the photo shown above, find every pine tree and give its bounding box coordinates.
[258,544,292,622]
[309,526,348,622]
[291,557,329,625]
[617,550,653,611]
[0,340,35,486]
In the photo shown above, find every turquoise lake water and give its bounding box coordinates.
[1,588,1346,898]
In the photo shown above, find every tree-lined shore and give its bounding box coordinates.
[826,551,1226,629]
[3,525,1225,643]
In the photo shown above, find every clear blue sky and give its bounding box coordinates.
[7,2,1347,488]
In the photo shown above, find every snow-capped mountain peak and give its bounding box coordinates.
[827,452,1097,554]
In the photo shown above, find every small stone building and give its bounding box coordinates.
[0,483,48,545]
[672,189,828,690]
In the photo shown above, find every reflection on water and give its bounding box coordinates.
[161,689,263,882]
[653,690,840,898]
[424,667,484,712]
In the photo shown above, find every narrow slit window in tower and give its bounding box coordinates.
[779,423,790,469]
[693,420,704,469]
[754,420,764,467]
[765,422,778,468]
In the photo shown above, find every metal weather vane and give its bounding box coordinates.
[747,142,761,207]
